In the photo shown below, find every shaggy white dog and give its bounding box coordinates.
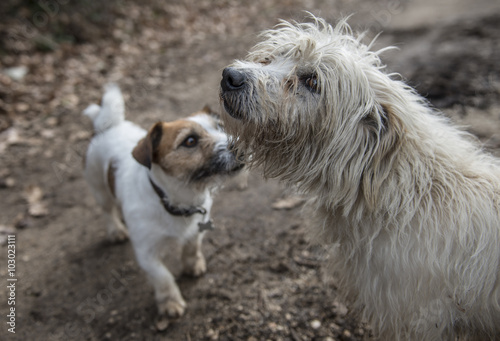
[219,16,500,340]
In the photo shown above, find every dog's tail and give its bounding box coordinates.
[83,83,125,133]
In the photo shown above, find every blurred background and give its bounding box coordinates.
[0,1,499,340]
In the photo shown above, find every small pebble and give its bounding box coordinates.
[4,66,28,81]
[330,322,342,333]
[310,319,321,329]
[342,329,352,340]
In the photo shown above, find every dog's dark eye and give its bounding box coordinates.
[181,135,198,148]
[260,57,271,65]
[304,75,319,93]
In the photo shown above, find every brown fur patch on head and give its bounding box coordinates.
[132,119,218,181]
[155,120,216,180]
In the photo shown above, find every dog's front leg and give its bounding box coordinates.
[181,231,207,277]
[134,245,186,318]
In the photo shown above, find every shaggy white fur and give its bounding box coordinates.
[220,16,500,340]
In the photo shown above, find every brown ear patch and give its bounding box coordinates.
[132,122,163,169]
[201,105,212,114]
[201,105,215,115]
[199,105,221,120]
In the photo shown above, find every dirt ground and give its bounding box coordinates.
[1,0,500,340]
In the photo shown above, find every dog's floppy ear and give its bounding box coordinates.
[132,122,163,169]
[362,104,388,135]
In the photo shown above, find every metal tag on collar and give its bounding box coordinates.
[198,219,214,232]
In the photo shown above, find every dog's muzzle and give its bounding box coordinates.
[220,67,248,120]
[191,147,245,182]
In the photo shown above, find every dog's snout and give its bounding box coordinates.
[221,67,246,91]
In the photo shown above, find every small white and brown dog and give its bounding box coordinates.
[83,84,243,321]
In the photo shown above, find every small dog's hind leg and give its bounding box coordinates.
[181,232,207,277]
[87,183,128,243]
[105,206,129,243]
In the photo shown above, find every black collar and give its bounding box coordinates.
[149,177,207,217]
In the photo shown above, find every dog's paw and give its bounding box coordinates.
[107,228,129,244]
[183,254,207,277]
[158,297,186,318]
[155,314,170,331]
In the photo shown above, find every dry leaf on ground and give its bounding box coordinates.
[23,185,49,217]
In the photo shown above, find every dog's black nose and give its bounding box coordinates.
[221,67,246,91]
